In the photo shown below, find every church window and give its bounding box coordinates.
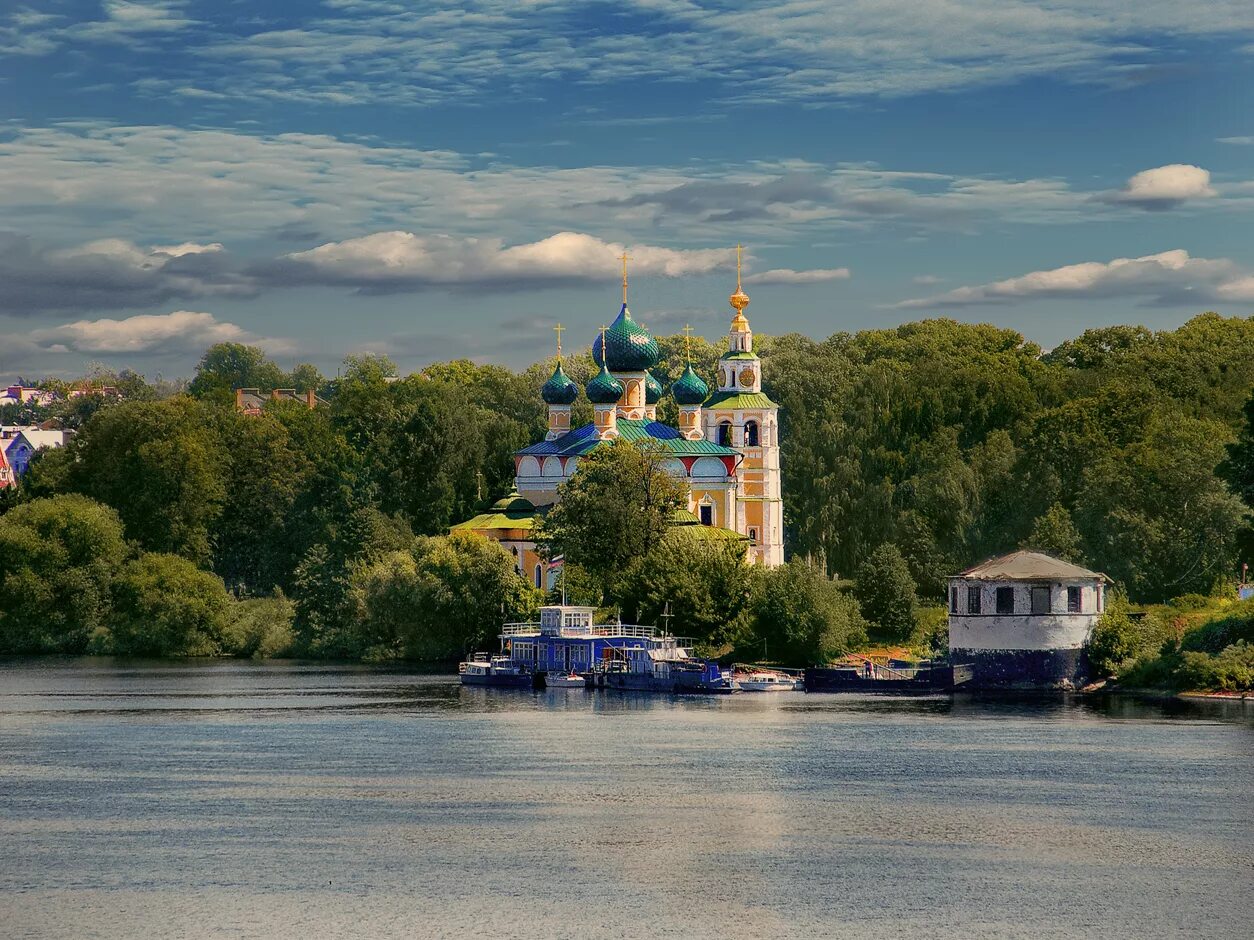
[534,564,543,589]
[699,504,713,526]
[748,527,757,543]
[717,421,732,446]
[745,420,759,446]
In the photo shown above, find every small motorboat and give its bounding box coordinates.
[459,654,534,687]
[738,670,802,692]
[546,672,588,689]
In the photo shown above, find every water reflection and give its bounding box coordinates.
[1,659,1251,939]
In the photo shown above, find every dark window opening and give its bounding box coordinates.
[995,586,1015,615]
[748,527,757,543]
[949,587,959,613]
[1031,586,1051,614]
[1067,586,1082,613]
[967,586,981,614]
[745,421,760,446]
[534,564,543,589]
[717,421,732,446]
[699,504,713,526]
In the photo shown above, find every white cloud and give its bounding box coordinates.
[1217,136,1254,145]
[21,310,292,356]
[0,233,257,315]
[1102,164,1217,209]
[896,249,1252,308]
[744,267,851,285]
[275,231,735,291]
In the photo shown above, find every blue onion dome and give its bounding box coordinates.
[541,361,579,405]
[670,363,709,405]
[585,361,624,404]
[644,370,664,405]
[592,304,660,371]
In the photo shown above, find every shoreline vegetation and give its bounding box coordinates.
[3,314,1254,695]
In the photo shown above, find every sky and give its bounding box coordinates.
[1,0,1253,382]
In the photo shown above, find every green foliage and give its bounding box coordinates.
[1178,599,1254,654]
[229,592,296,659]
[188,343,287,403]
[0,495,128,653]
[350,531,542,660]
[1176,642,1254,692]
[1023,503,1083,562]
[853,543,919,641]
[617,538,755,649]
[1085,593,1176,677]
[537,439,687,600]
[108,553,236,657]
[751,559,868,664]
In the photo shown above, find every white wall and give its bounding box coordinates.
[947,579,1103,652]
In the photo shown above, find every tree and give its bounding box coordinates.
[853,542,919,641]
[351,532,541,660]
[1023,503,1084,563]
[1219,389,1254,561]
[752,559,868,664]
[286,363,325,394]
[108,553,236,657]
[0,495,128,653]
[617,538,755,649]
[188,343,287,403]
[536,439,687,600]
[65,398,225,563]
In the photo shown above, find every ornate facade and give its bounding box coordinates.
[453,252,785,584]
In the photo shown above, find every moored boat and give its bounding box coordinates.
[738,670,802,692]
[458,653,535,688]
[545,672,588,689]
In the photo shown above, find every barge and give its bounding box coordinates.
[459,605,735,694]
[805,659,974,694]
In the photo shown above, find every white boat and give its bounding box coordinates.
[738,671,802,692]
[546,672,588,689]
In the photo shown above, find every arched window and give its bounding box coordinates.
[745,420,759,446]
[717,421,732,446]
[748,527,757,544]
[534,564,543,589]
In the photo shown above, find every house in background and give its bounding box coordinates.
[947,550,1109,690]
[235,388,326,415]
[1,428,71,480]
[0,442,12,490]
[1,385,57,407]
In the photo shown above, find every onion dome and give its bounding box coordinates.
[592,304,659,371]
[671,363,709,405]
[541,361,579,405]
[644,371,664,405]
[585,360,624,404]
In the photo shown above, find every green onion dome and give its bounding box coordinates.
[644,370,664,405]
[670,362,709,405]
[592,304,660,372]
[541,361,579,405]
[585,361,624,404]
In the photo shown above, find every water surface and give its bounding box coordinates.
[2,659,1252,939]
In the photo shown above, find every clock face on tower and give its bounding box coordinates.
[739,367,756,388]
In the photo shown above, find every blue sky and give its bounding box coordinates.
[1,0,1253,381]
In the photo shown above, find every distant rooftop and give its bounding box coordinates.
[955,550,1108,582]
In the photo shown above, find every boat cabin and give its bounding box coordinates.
[501,605,692,675]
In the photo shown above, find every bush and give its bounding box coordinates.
[1176,642,1254,692]
[0,495,128,653]
[853,543,918,642]
[1179,599,1254,654]
[752,559,868,665]
[229,593,296,659]
[108,553,236,657]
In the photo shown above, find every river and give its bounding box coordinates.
[1,659,1252,939]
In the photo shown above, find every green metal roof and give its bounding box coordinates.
[703,390,778,410]
[518,419,738,459]
[450,510,540,532]
[719,351,759,361]
[668,510,749,543]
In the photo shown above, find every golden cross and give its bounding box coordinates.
[619,250,630,304]
[553,322,564,357]
[735,243,743,291]
[682,324,694,363]
[599,324,609,365]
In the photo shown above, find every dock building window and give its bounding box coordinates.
[1030,586,1051,615]
[995,587,1014,614]
[950,587,959,613]
[967,587,981,614]
[1067,586,1082,613]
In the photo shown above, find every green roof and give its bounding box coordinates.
[703,390,778,410]
[719,351,759,361]
[668,509,749,543]
[450,510,540,532]
[518,418,738,459]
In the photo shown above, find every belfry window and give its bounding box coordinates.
[745,420,759,446]
[717,421,732,446]
[748,527,757,543]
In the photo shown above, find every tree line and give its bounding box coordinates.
[1,313,1252,666]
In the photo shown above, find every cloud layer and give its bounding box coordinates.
[1101,164,1217,209]
[897,249,1254,308]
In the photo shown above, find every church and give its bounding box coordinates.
[453,251,784,588]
